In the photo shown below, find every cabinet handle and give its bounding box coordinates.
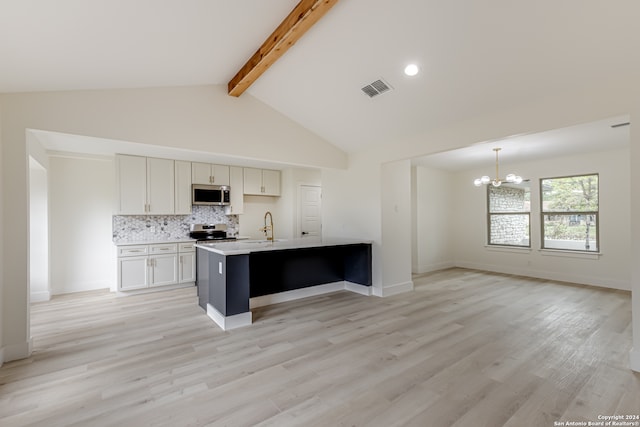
[130,249,143,253]
[180,255,183,264]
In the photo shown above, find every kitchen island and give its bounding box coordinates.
[195,238,372,330]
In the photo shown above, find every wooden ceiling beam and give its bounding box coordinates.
[227,0,339,97]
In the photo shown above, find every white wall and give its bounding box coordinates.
[322,151,383,291]
[450,148,630,290]
[2,86,346,169]
[240,196,281,240]
[412,165,455,274]
[281,168,322,239]
[49,155,116,294]
[29,157,49,301]
[380,160,413,295]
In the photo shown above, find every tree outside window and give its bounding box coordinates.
[488,182,530,247]
[540,174,598,252]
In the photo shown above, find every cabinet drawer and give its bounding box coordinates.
[118,245,149,257]
[149,243,178,254]
[178,242,196,252]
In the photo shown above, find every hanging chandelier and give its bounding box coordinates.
[473,148,522,187]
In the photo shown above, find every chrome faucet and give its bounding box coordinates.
[260,211,274,241]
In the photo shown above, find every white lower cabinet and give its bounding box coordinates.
[149,253,178,287]
[178,242,196,283]
[118,256,149,290]
[117,242,195,292]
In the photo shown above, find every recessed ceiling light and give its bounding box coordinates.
[404,64,419,76]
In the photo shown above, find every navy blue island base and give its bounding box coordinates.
[196,239,372,330]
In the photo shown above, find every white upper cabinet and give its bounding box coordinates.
[192,162,230,186]
[117,155,283,214]
[146,157,175,214]
[243,167,281,196]
[191,162,211,185]
[116,155,147,214]
[262,169,281,196]
[115,154,175,215]
[225,166,245,215]
[243,167,263,195]
[174,160,192,215]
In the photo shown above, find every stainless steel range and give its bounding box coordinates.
[189,223,236,242]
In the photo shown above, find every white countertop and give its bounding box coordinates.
[114,238,196,246]
[195,237,372,255]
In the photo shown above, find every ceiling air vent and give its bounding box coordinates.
[361,78,392,98]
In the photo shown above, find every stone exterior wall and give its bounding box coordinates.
[489,186,528,245]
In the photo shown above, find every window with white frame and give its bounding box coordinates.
[540,174,599,252]
[487,181,531,247]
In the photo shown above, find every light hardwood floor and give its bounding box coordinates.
[1,268,638,426]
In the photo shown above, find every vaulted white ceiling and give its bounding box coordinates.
[1,0,638,161]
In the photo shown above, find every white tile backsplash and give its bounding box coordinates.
[113,206,238,243]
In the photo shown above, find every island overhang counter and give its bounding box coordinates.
[195,238,372,330]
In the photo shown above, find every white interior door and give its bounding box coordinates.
[298,185,322,238]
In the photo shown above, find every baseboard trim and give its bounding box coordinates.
[455,261,630,291]
[630,348,640,372]
[30,290,51,303]
[250,282,345,309]
[1,339,33,364]
[345,281,372,296]
[29,291,51,303]
[250,281,372,309]
[206,304,252,331]
[375,280,414,297]
[413,262,455,275]
[116,282,194,296]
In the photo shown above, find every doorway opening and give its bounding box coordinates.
[29,156,50,303]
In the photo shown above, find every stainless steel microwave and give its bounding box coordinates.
[192,184,230,206]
